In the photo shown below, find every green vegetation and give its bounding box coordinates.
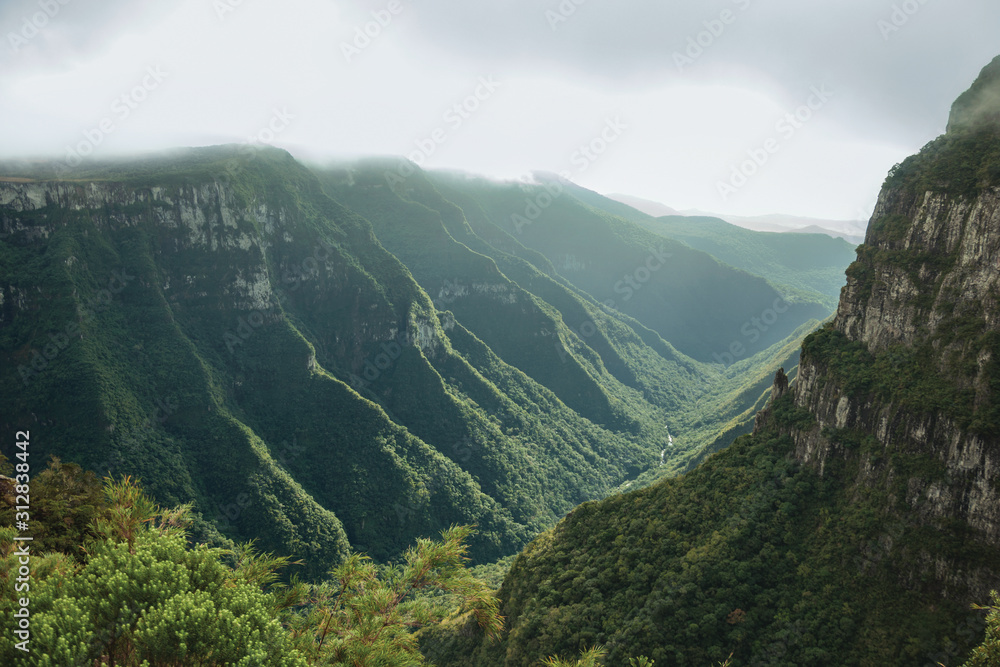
[418,169,831,363]
[0,461,503,666]
[539,645,657,666]
[313,160,836,482]
[633,215,856,311]
[801,325,992,432]
[1,146,837,574]
[6,52,1000,666]
[883,129,1000,200]
[885,55,1000,198]
[948,55,1000,134]
[540,645,610,667]
[419,57,1000,665]
[0,469,309,665]
[867,213,911,242]
[964,591,1000,666]
[449,176,854,312]
[0,457,104,558]
[420,394,995,665]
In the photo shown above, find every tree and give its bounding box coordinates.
[540,646,656,666]
[540,645,607,667]
[1,470,503,666]
[963,591,1000,666]
[0,455,107,559]
[284,524,503,666]
[1,476,304,666]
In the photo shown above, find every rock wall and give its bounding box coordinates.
[752,57,1000,602]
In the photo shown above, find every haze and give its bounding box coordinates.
[1,0,998,220]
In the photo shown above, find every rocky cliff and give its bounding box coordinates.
[0,149,545,574]
[779,56,1000,603]
[413,57,1000,667]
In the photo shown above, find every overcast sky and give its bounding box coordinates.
[1,0,998,220]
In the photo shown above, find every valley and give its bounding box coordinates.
[1,8,999,661]
[0,146,847,574]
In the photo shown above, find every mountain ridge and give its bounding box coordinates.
[603,192,867,243]
[0,145,851,580]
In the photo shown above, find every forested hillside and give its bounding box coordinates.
[0,146,844,576]
[639,216,857,310]
[419,54,1000,666]
[538,179,858,311]
[420,170,831,363]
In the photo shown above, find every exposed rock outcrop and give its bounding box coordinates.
[758,57,1000,603]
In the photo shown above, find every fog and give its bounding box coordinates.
[1,0,998,219]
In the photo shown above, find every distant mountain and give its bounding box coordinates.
[796,223,859,239]
[425,171,832,364]
[312,160,820,466]
[713,212,867,243]
[641,215,858,310]
[529,176,856,312]
[604,192,681,218]
[604,193,868,244]
[681,211,867,244]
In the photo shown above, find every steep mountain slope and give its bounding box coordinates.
[421,171,830,363]
[315,161,663,434]
[548,182,857,310]
[641,215,858,310]
[603,193,868,243]
[422,55,1000,666]
[0,149,543,575]
[313,161,819,475]
[0,148,657,574]
[0,145,822,580]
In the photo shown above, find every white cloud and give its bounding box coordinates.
[0,0,996,220]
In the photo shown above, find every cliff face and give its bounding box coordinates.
[6,147,800,576]
[782,57,1000,601]
[0,150,543,574]
[418,57,1000,667]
